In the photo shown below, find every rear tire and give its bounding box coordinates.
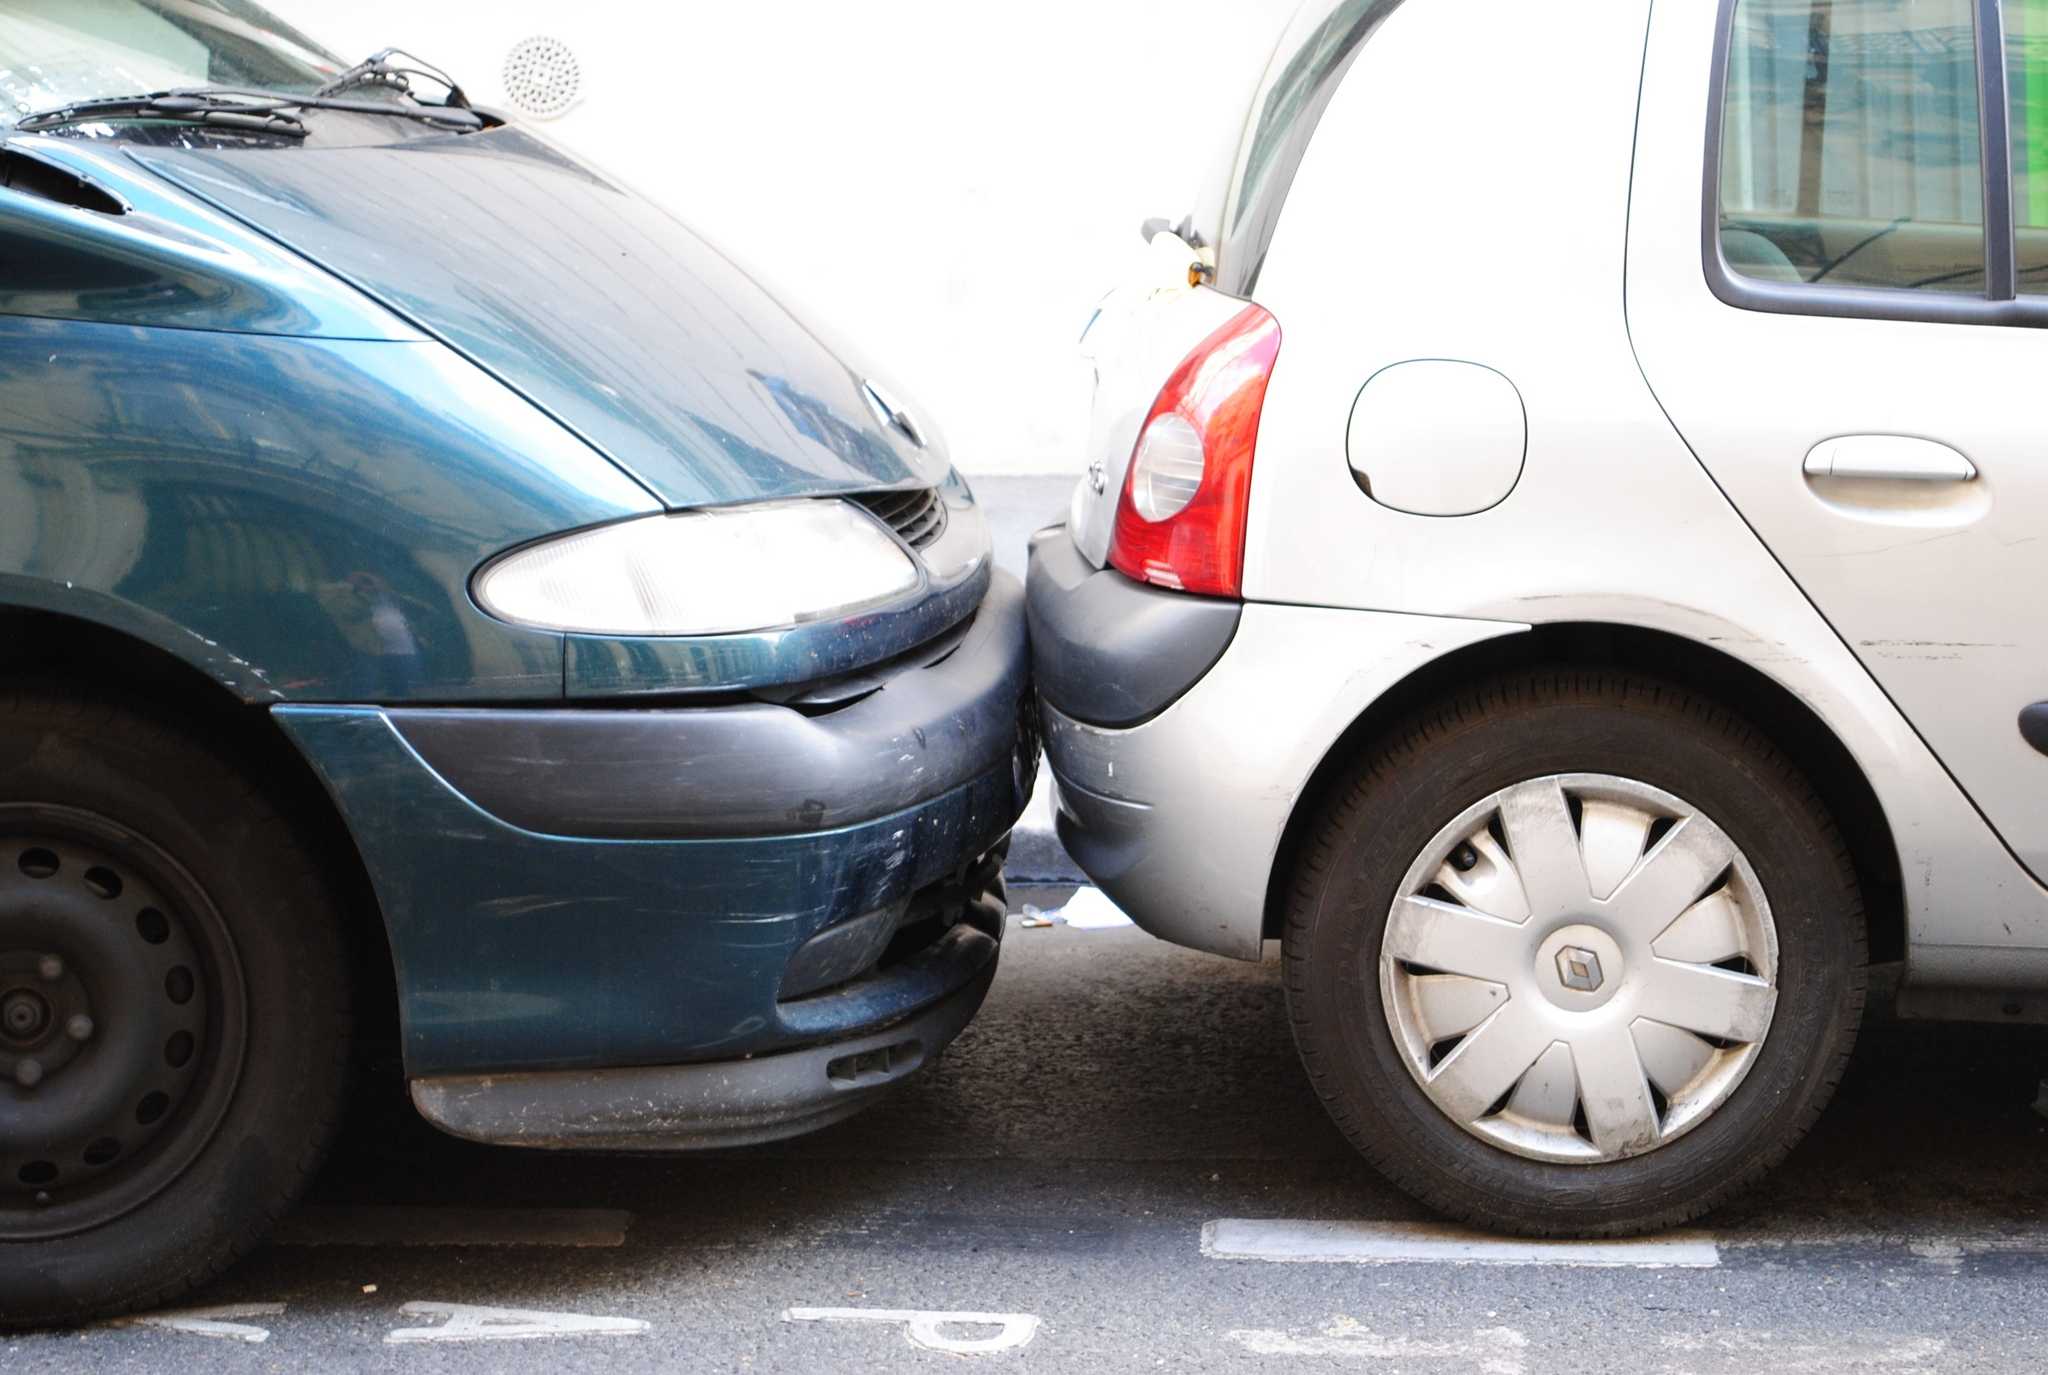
[0,689,352,1327]
[1283,670,1864,1235]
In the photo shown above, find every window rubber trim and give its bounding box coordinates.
[1216,0,1409,297]
[1701,0,2043,327]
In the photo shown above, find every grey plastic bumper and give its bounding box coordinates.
[1038,600,1526,960]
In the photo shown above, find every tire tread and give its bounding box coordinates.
[1281,669,1867,1236]
[0,685,354,1328]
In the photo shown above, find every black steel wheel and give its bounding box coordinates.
[0,808,246,1240]
[0,690,352,1328]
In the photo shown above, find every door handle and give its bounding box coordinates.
[1803,435,1977,482]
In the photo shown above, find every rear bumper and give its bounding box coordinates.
[1026,526,1521,958]
[1024,524,1240,727]
[274,574,1034,1118]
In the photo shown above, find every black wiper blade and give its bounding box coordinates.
[15,84,486,137]
[16,91,309,137]
[317,48,472,110]
[279,90,484,131]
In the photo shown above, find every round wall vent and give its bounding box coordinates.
[502,35,580,119]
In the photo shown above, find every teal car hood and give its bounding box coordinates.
[130,128,947,509]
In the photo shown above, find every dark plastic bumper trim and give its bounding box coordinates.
[408,956,996,1150]
[1025,525,1240,728]
[2021,702,2048,757]
[391,572,1029,839]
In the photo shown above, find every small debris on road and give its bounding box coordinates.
[1017,887,1136,932]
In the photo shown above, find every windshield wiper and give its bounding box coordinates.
[317,48,472,110]
[16,84,484,137]
[16,91,309,138]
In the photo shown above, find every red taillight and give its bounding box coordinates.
[1107,304,1280,597]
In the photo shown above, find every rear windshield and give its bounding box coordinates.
[1219,0,1405,294]
[0,0,340,116]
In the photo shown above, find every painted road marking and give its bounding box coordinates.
[1719,1219,2048,1257]
[385,1302,649,1344]
[1229,1320,1529,1372]
[272,1206,633,1247]
[1203,1219,1720,1268]
[113,1303,286,1343]
[784,1307,1040,1355]
[1660,1331,1948,1371]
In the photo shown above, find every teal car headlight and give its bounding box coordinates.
[473,499,923,637]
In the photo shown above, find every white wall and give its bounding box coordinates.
[262,1,1300,477]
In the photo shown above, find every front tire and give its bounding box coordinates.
[1283,671,1864,1236]
[0,689,352,1327]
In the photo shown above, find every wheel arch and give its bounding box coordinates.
[1262,621,1905,965]
[0,606,400,1061]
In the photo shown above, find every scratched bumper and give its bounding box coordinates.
[408,953,997,1151]
[1036,596,1523,961]
[271,576,1032,1095]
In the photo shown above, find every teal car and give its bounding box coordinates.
[0,2,1030,1326]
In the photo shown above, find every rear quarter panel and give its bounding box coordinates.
[1235,0,2048,979]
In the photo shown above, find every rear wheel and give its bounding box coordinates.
[0,690,352,1326]
[1284,671,1864,1235]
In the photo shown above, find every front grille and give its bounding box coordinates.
[851,486,949,550]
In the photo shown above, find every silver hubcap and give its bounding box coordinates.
[1380,774,1778,1163]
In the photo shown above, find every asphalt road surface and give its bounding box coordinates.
[9,884,2048,1373]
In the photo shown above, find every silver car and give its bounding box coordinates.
[1027,0,2048,1234]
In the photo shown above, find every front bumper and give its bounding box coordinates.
[410,955,996,1150]
[1027,525,1520,959]
[275,573,1033,1142]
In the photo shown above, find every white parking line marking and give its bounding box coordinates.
[1202,1219,1720,1268]
[385,1302,649,1344]
[114,1303,285,1343]
[1661,1332,1948,1371]
[1229,1320,1529,1372]
[272,1206,633,1248]
[1722,1220,2048,1256]
[783,1306,1040,1355]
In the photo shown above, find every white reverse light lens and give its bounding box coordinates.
[475,500,921,636]
[1129,412,1206,522]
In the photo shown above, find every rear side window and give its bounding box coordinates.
[1719,0,1984,294]
[1708,0,2048,324]
[1216,0,1405,296]
[2010,0,2048,291]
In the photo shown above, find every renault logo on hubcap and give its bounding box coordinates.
[1557,946,1604,992]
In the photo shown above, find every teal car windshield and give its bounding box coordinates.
[0,0,340,114]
